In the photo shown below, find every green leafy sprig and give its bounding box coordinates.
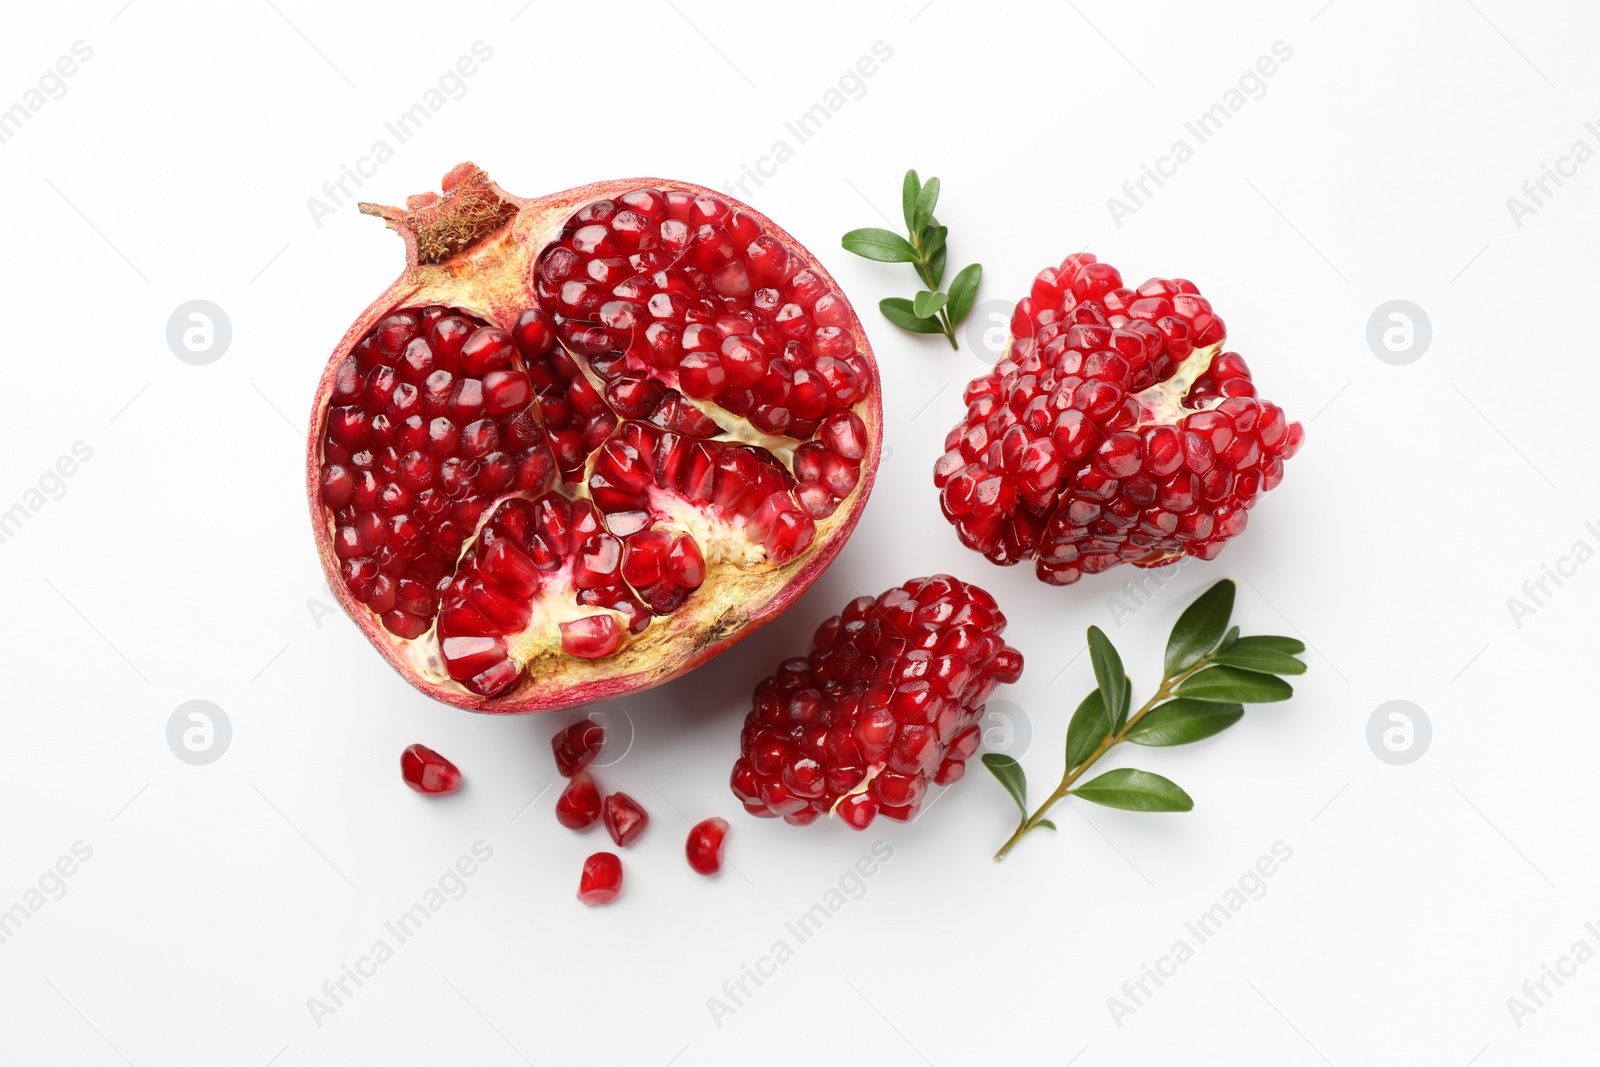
[983,579,1305,861]
[841,169,981,350]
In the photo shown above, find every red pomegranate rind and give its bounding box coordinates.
[934,254,1302,584]
[730,576,1023,828]
[308,166,882,712]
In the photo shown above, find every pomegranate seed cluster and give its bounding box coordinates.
[316,188,876,704]
[731,576,1023,829]
[934,253,1304,584]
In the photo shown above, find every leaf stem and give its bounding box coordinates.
[991,657,1213,861]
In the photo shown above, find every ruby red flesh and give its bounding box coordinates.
[556,770,602,829]
[551,720,605,776]
[686,817,729,875]
[400,743,461,794]
[315,181,877,707]
[730,576,1023,828]
[934,253,1303,584]
[602,792,649,847]
[577,852,622,905]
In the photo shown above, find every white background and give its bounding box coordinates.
[1,1,1595,1064]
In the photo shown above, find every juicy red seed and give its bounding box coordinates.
[560,614,622,658]
[934,254,1298,583]
[552,719,605,777]
[556,770,603,829]
[578,852,622,906]
[686,817,729,875]
[400,743,461,794]
[731,577,1021,829]
[602,792,649,847]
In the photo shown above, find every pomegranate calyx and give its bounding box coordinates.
[359,162,517,266]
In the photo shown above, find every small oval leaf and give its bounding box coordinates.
[1064,688,1113,771]
[912,290,948,319]
[879,297,945,334]
[913,176,941,234]
[1087,626,1130,728]
[1209,646,1307,676]
[981,753,1028,816]
[1165,580,1236,675]
[841,227,919,263]
[947,263,982,326]
[1073,768,1193,812]
[1176,666,1293,703]
[901,170,921,232]
[1229,634,1306,655]
[1126,699,1244,746]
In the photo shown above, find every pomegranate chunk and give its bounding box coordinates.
[551,720,605,777]
[577,852,623,906]
[686,817,729,875]
[310,167,882,713]
[731,576,1023,828]
[400,743,461,794]
[934,253,1302,583]
[602,792,649,847]
[555,770,602,829]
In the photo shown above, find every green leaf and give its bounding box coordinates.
[1209,646,1307,676]
[901,170,921,233]
[1177,666,1293,704]
[1164,579,1236,676]
[1086,626,1130,729]
[928,234,948,289]
[946,263,982,327]
[1073,768,1193,812]
[1064,688,1114,771]
[841,228,919,263]
[1218,625,1240,651]
[912,290,948,319]
[879,297,946,335]
[1037,819,1057,831]
[912,176,940,234]
[1229,634,1306,655]
[981,753,1028,816]
[1126,699,1244,746]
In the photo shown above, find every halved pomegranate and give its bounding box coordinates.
[308,164,882,712]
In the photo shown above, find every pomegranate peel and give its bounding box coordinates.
[308,165,882,712]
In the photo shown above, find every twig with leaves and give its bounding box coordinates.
[983,579,1305,861]
[841,169,981,350]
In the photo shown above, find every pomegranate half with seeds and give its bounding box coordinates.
[935,253,1303,584]
[308,164,881,711]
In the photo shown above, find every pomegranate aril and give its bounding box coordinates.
[552,720,605,777]
[686,817,729,875]
[556,770,602,829]
[602,792,649,847]
[578,852,622,906]
[400,743,461,794]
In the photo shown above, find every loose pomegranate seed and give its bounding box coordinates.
[556,770,602,829]
[602,792,649,846]
[577,852,622,906]
[551,720,605,776]
[400,743,461,794]
[731,576,1023,828]
[686,817,729,875]
[935,253,1301,583]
